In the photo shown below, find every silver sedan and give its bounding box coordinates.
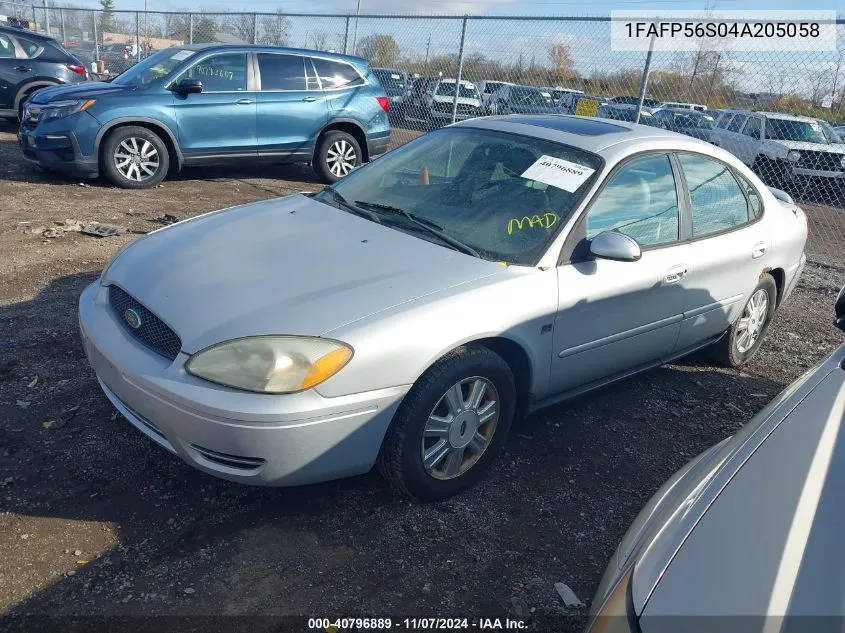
[589,286,845,628]
[79,115,808,500]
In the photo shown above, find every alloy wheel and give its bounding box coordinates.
[736,288,769,354]
[326,139,357,178]
[421,376,499,480]
[113,137,160,182]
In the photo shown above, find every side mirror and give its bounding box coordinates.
[836,285,845,332]
[590,231,642,262]
[172,78,202,94]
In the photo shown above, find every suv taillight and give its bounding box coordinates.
[376,96,389,112]
[66,63,86,75]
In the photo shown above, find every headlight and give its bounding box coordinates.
[185,336,353,393]
[787,150,801,163]
[40,99,96,123]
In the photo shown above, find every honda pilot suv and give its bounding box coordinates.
[18,44,391,188]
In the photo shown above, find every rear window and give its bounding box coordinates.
[312,58,365,89]
[726,114,747,132]
[257,53,306,90]
[436,82,479,99]
[15,34,43,58]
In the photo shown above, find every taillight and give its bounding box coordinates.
[66,63,86,75]
[376,96,389,112]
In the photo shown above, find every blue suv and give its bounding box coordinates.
[18,44,391,188]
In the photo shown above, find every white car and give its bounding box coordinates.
[657,100,708,112]
[476,80,514,114]
[709,110,845,191]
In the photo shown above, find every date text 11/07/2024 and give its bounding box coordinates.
[308,617,530,631]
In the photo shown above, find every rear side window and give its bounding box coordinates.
[15,35,43,58]
[679,154,750,237]
[586,153,679,247]
[257,53,306,90]
[0,34,15,58]
[311,58,365,89]
[733,170,763,218]
[716,113,733,129]
[726,114,747,132]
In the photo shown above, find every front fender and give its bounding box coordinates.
[14,80,60,110]
[93,116,184,168]
[316,268,558,400]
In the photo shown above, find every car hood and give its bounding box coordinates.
[104,194,503,354]
[432,95,482,107]
[29,81,130,104]
[769,139,845,154]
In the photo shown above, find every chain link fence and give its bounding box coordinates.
[2,5,843,263]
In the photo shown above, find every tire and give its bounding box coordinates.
[709,274,777,367]
[377,344,516,501]
[313,130,362,183]
[101,126,169,189]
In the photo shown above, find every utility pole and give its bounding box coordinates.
[424,35,430,65]
[705,52,721,103]
[351,0,361,55]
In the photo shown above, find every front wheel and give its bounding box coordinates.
[314,130,362,183]
[709,274,777,367]
[377,345,516,501]
[101,126,169,189]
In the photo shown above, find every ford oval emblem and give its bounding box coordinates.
[124,308,142,329]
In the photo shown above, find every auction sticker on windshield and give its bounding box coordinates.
[170,50,195,61]
[521,155,596,192]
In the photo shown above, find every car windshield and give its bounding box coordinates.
[766,118,830,144]
[482,82,505,94]
[514,88,551,106]
[437,82,480,99]
[112,48,194,86]
[373,69,405,90]
[313,128,602,265]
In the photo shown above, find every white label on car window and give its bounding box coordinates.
[521,155,596,192]
[809,121,821,131]
[391,73,400,79]
[170,50,195,61]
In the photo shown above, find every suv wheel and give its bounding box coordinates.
[101,126,169,189]
[314,130,362,183]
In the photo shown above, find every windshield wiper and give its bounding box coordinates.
[354,201,479,257]
[321,187,381,223]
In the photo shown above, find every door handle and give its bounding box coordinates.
[302,96,317,102]
[235,98,253,105]
[15,66,32,72]
[664,264,688,284]
[752,241,767,259]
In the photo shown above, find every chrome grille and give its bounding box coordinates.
[108,286,182,360]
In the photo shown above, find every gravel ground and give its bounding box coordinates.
[1,121,844,630]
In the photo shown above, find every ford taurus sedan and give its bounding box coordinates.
[588,285,845,630]
[79,115,808,501]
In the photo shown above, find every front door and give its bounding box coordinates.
[674,152,771,350]
[172,52,257,161]
[550,153,688,394]
[255,53,329,159]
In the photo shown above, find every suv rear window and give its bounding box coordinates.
[311,58,365,89]
[726,114,747,132]
[15,34,44,58]
[257,53,306,90]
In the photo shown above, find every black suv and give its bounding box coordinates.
[0,25,87,120]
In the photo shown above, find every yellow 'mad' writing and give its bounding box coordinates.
[507,212,558,235]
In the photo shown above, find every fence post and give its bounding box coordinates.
[189,13,194,44]
[253,13,258,44]
[60,9,66,46]
[135,12,140,61]
[92,11,99,62]
[343,16,349,54]
[31,5,36,30]
[634,26,656,124]
[43,1,50,37]
[451,16,468,125]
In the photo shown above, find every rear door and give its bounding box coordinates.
[255,52,328,159]
[736,115,763,166]
[171,51,257,161]
[673,152,770,351]
[721,112,748,158]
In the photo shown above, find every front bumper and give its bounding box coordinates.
[79,281,408,486]
[788,166,845,181]
[18,125,99,178]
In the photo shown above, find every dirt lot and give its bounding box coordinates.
[1,120,844,630]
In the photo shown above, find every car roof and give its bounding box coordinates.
[755,110,819,122]
[0,24,55,42]
[660,107,709,115]
[164,42,367,65]
[453,114,689,153]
